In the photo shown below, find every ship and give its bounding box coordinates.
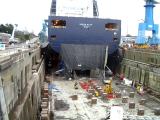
[47,0,121,74]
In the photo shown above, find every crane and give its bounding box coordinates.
[136,0,159,46]
[38,20,48,47]
[9,24,18,44]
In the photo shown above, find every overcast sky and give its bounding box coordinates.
[0,0,160,35]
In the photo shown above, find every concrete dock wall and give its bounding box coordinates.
[0,42,45,120]
[121,49,160,92]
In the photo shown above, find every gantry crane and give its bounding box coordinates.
[38,20,48,46]
[136,0,159,45]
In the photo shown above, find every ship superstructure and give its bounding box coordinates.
[50,0,99,17]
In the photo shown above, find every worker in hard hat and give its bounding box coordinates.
[137,83,144,95]
[103,80,112,94]
[74,81,78,89]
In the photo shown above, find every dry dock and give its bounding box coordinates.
[45,74,160,120]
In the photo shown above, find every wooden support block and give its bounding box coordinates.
[87,93,93,99]
[41,110,48,114]
[43,93,49,98]
[97,87,102,91]
[88,89,95,94]
[97,87,102,95]
[99,90,104,96]
[139,99,146,105]
[102,93,107,99]
[43,89,49,93]
[41,113,49,120]
[42,97,49,102]
[137,109,144,116]
[42,108,49,113]
[115,92,121,98]
[129,92,135,98]
[122,96,128,103]
[71,95,78,100]
[154,108,160,116]
[41,102,48,108]
[90,82,94,87]
[129,102,135,109]
[91,98,97,104]
[96,86,100,90]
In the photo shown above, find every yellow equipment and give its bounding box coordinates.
[103,80,112,94]
[134,44,149,49]
[95,91,99,97]
[136,84,144,94]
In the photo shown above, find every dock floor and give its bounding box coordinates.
[48,75,160,120]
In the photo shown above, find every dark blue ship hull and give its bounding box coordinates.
[48,16,121,55]
[47,16,121,73]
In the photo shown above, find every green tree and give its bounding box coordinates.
[0,24,13,34]
[24,34,30,40]
[126,34,132,37]
[14,31,36,42]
